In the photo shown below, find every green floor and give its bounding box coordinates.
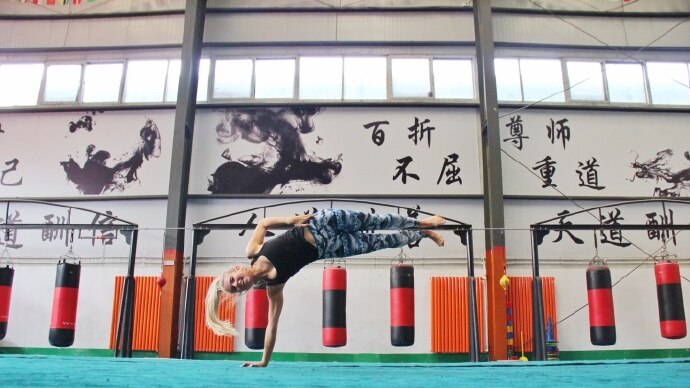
[0,355,689,387]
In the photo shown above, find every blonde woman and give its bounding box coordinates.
[205,208,445,367]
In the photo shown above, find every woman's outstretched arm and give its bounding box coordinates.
[242,283,285,367]
[245,214,314,256]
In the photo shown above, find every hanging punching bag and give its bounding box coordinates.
[0,265,14,340]
[586,263,616,345]
[655,261,686,339]
[323,266,346,347]
[390,264,414,346]
[49,259,81,347]
[245,283,269,349]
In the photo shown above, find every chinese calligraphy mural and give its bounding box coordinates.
[191,107,481,195]
[500,110,690,197]
[0,111,172,197]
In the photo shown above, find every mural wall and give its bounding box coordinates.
[0,110,173,198]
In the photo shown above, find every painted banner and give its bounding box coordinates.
[190,107,482,196]
[499,110,690,197]
[0,110,173,198]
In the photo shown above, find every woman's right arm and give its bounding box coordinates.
[245,214,314,257]
[242,283,285,367]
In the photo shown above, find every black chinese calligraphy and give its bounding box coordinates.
[437,153,462,186]
[0,210,23,249]
[408,117,435,148]
[393,156,420,184]
[646,209,677,246]
[43,213,70,247]
[546,118,570,150]
[576,157,605,190]
[599,208,631,248]
[629,149,690,197]
[363,120,388,146]
[60,118,162,195]
[533,156,557,188]
[1,158,23,186]
[208,108,342,194]
[503,115,529,150]
[552,210,585,244]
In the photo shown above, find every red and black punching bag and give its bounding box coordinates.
[390,264,414,346]
[655,261,686,339]
[586,263,616,345]
[323,267,346,347]
[0,265,14,340]
[245,283,269,349]
[49,259,81,347]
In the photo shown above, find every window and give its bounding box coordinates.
[566,61,605,101]
[165,60,181,102]
[520,59,564,102]
[494,58,522,101]
[43,64,81,103]
[392,58,431,98]
[299,57,342,100]
[123,60,168,103]
[646,62,690,105]
[432,59,474,99]
[164,58,210,102]
[214,59,253,99]
[255,59,295,99]
[605,63,647,103]
[82,63,123,103]
[343,57,387,100]
[0,63,44,106]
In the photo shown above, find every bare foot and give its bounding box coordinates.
[424,230,445,247]
[419,215,446,228]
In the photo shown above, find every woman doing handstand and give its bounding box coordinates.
[205,208,445,367]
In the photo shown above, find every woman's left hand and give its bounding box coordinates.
[241,361,267,367]
[290,214,314,226]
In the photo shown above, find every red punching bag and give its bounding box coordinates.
[586,262,616,345]
[655,261,686,339]
[49,259,81,347]
[323,266,346,347]
[245,283,269,349]
[390,264,414,346]
[0,265,14,340]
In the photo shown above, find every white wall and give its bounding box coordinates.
[1,0,689,357]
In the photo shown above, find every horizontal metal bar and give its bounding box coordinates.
[0,223,137,230]
[193,223,470,231]
[532,224,690,231]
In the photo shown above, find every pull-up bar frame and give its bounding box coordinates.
[0,199,139,358]
[529,199,690,361]
[180,199,479,361]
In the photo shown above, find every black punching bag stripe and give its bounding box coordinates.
[244,284,269,350]
[323,290,347,328]
[49,261,81,348]
[586,265,616,346]
[0,266,14,340]
[655,262,687,339]
[390,265,414,347]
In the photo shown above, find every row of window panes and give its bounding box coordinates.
[0,57,473,106]
[0,57,688,106]
[496,59,690,105]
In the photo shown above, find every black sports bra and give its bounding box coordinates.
[250,227,319,285]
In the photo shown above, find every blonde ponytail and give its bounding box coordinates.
[205,276,239,336]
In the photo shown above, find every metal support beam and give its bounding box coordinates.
[473,0,507,361]
[158,0,206,359]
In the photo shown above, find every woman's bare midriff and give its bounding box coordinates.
[303,228,317,247]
